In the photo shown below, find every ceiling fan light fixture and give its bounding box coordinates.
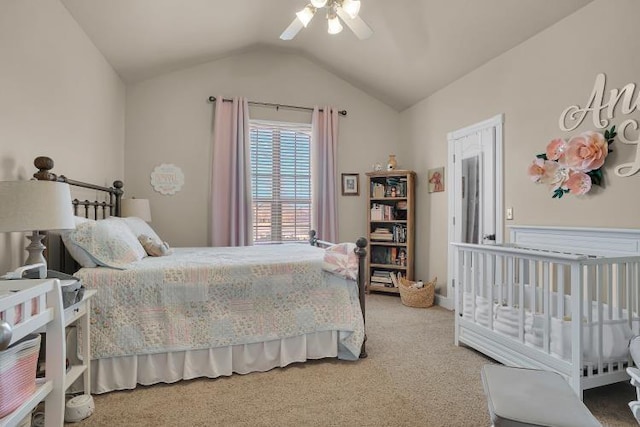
[296,5,316,27]
[341,0,361,19]
[310,0,328,7]
[327,15,343,35]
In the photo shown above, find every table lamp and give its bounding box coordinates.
[121,198,152,222]
[0,180,75,278]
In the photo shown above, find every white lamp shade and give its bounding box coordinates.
[0,180,75,232]
[121,198,152,222]
[342,0,360,18]
[296,6,315,27]
[310,0,327,7]
[327,16,343,34]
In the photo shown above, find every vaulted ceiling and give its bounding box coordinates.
[61,0,593,111]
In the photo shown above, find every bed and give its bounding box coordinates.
[33,156,368,394]
[453,225,640,399]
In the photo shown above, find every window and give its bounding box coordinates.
[250,120,312,244]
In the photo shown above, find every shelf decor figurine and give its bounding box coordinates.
[387,155,397,171]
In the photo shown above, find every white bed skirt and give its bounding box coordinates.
[89,331,339,394]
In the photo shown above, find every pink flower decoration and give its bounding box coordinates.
[546,138,567,162]
[527,158,545,182]
[565,170,592,195]
[540,160,569,191]
[564,131,608,172]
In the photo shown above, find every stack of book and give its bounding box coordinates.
[371,270,394,288]
[370,227,393,241]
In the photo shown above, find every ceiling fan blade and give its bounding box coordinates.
[336,8,373,40]
[280,17,304,40]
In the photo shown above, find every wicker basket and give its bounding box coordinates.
[398,277,436,308]
[0,333,41,418]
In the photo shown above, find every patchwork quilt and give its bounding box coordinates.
[75,244,364,360]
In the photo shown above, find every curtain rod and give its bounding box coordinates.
[207,96,347,116]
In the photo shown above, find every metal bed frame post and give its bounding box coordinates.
[309,230,368,358]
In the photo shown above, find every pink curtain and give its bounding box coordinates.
[311,106,339,243]
[210,96,252,246]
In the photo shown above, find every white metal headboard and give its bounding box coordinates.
[509,225,640,257]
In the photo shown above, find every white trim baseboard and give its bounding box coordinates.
[435,294,453,310]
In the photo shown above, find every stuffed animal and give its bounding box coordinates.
[138,234,172,257]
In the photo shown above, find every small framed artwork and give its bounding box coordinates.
[428,167,445,193]
[341,173,360,196]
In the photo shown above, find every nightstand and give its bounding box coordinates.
[61,281,96,396]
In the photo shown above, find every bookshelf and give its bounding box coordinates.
[365,170,416,294]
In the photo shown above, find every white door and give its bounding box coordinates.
[445,114,503,310]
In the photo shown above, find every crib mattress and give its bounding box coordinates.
[463,293,633,364]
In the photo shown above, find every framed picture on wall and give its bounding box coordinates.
[428,167,445,193]
[341,173,360,196]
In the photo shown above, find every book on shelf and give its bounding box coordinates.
[392,224,407,243]
[371,234,393,241]
[370,204,383,220]
[371,246,390,264]
[371,183,385,198]
[389,272,399,287]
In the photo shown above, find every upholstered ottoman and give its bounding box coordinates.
[480,365,601,427]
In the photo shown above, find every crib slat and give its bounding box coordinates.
[616,262,622,322]
[570,262,584,392]
[530,259,537,315]
[596,264,604,376]
[487,252,496,331]
[470,251,477,322]
[557,264,565,319]
[627,262,633,332]
[519,258,525,343]
[543,261,550,354]
[507,256,514,307]
[607,263,613,321]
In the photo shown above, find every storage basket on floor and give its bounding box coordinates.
[398,277,436,308]
[0,333,41,418]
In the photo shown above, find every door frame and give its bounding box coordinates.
[444,114,504,310]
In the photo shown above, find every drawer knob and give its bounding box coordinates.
[0,320,12,351]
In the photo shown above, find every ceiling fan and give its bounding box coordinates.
[280,0,373,41]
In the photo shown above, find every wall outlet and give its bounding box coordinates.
[506,207,514,220]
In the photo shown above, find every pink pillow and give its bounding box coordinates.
[323,243,358,280]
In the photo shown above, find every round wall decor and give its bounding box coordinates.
[150,164,184,195]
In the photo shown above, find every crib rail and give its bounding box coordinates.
[453,242,640,397]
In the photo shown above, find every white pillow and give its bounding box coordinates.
[65,217,146,269]
[60,217,98,268]
[121,217,163,244]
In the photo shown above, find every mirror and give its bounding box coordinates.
[461,155,480,244]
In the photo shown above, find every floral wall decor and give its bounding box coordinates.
[528,126,616,198]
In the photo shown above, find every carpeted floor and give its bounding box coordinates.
[68,294,637,426]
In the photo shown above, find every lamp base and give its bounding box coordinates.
[25,231,47,279]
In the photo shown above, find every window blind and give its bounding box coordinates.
[250,120,312,244]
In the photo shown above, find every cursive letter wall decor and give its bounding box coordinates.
[559,73,640,177]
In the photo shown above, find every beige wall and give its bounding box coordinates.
[125,48,401,247]
[0,1,125,274]
[401,0,640,296]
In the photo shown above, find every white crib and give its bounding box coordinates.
[453,226,640,399]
